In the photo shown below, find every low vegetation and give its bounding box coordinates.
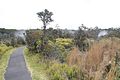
[24,48,48,80]
[0,44,13,80]
[24,11,120,79]
[24,47,82,80]
[25,37,120,80]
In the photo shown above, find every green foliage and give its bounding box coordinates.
[0,28,26,47]
[74,25,89,51]
[24,48,49,80]
[25,47,87,80]
[0,28,16,46]
[55,38,72,62]
[37,9,53,30]
[11,38,17,47]
[115,66,120,80]
[16,36,26,45]
[35,38,73,62]
[37,40,64,61]
[26,29,43,51]
[0,44,12,59]
[0,44,13,80]
[107,28,120,38]
[37,9,53,52]
[56,38,73,49]
[46,28,59,40]
[47,63,81,80]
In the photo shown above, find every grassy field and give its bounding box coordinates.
[24,48,48,80]
[0,45,14,80]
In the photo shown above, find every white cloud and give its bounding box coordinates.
[0,0,120,29]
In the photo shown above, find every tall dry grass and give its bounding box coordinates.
[67,37,120,80]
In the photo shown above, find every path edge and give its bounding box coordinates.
[3,48,16,80]
[23,47,32,79]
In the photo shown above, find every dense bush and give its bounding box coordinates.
[35,38,74,62]
[36,40,67,62]
[74,26,89,51]
[56,38,73,49]
[25,30,43,52]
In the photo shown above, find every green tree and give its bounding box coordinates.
[74,24,88,51]
[37,9,53,37]
[25,29,42,52]
[37,9,53,51]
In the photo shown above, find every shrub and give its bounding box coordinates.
[47,63,81,80]
[0,44,12,59]
[36,39,71,62]
[56,38,73,49]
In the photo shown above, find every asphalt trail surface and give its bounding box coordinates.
[4,47,32,80]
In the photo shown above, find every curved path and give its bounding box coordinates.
[4,47,32,80]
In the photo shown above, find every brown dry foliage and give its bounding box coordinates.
[67,37,120,80]
[67,47,81,66]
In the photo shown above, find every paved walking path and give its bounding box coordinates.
[4,47,32,80]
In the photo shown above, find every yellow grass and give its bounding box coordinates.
[67,37,120,80]
[24,48,48,80]
[0,45,14,80]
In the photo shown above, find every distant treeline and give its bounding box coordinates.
[0,26,120,46]
[0,28,25,46]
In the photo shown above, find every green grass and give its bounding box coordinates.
[24,48,48,80]
[0,48,14,80]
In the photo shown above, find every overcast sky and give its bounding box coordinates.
[0,0,120,30]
